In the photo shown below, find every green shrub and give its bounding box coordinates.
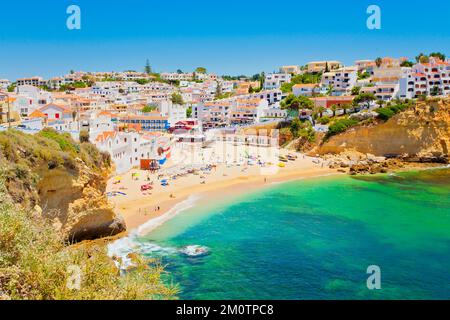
[318,116,330,125]
[376,107,395,120]
[327,118,359,137]
[38,128,78,155]
[376,103,408,120]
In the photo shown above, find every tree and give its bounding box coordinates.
[415,53,430,64]
[186,106,192,118]
[248,85,255,93]
[419,55,430,64]
[171,92,184,105]
[281,94,313,112]
[354,92,376,109]
[176,69,183,74]
[430,86,440,96]
[430,52,446,61]
[145,59,152,74]
[317,106,326,118]
[251,74,261,81]
[260,72,265,90]
[195,67,207,74]
[325,62,330,73]
[330,104,338,117]
[326,85,334,96]
[7,84,16,92]
[376,100,384,108]
[400,60,414,67]
[351,86,361,96]
[215,81,222,99]
[290,118,302,138]
[142,105,157,113]
[415,53,424,62]
[357,71,370,80]
[375,57,383,68]
[342,103,351,115]
[298,95,314,109]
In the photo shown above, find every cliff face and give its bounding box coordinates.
[0,129,125,242]
[316,99,450,161]
[37,162,125,242]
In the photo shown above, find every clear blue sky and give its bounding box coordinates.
[0,0,449,80]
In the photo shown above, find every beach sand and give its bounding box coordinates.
[107,148,340,234]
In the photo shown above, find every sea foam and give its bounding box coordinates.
[107,194,201,270]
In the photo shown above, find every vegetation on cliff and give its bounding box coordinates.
[375,102,409,120]
[0,128,111,207]
[0,182,177,300]
[316,98,450,161]
[326,118,359,138]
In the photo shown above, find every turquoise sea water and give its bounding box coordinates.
[139,169,450,299]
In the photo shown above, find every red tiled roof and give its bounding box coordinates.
[95,131,117,142]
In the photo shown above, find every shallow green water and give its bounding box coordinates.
[140,169,450,299]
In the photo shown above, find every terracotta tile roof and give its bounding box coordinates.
[40,103,73,114]
[95,131,117,142]
[29,109,47,118]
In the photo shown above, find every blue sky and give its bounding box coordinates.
[0,0,449,80]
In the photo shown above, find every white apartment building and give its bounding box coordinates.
[229,98,268,125]
[95,130,166,174]
[245,89,283,105]
[14,85,52,117]
[157,100,188,126]
[195,73,218,81]
[118,71,151,81]
[264,73,291,90]
[361,84,399,101]
[292,84,324,97]
[262,107,287,119]
[195,100,232,129]
[160,72,195,81]
[91,82,121,96]
[86,111,117,141]
[321,67,357,95]
[398,57,450,99]
[16,76,47,87]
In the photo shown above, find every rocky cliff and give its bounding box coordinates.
[0,129,125,242]
[37,162,125,241]
[315,98,450,162]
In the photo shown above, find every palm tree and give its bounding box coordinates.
[342,103,351,115]
[376,100,384,108]
[331,104,338,117]
[317,106,326,118]
[375,57,383,68]
[326,85,334,96]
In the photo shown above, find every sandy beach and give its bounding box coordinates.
[106,145,340,234]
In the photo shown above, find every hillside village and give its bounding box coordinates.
[1,53,449,173]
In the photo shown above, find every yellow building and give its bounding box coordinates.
[307,61,342,73]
